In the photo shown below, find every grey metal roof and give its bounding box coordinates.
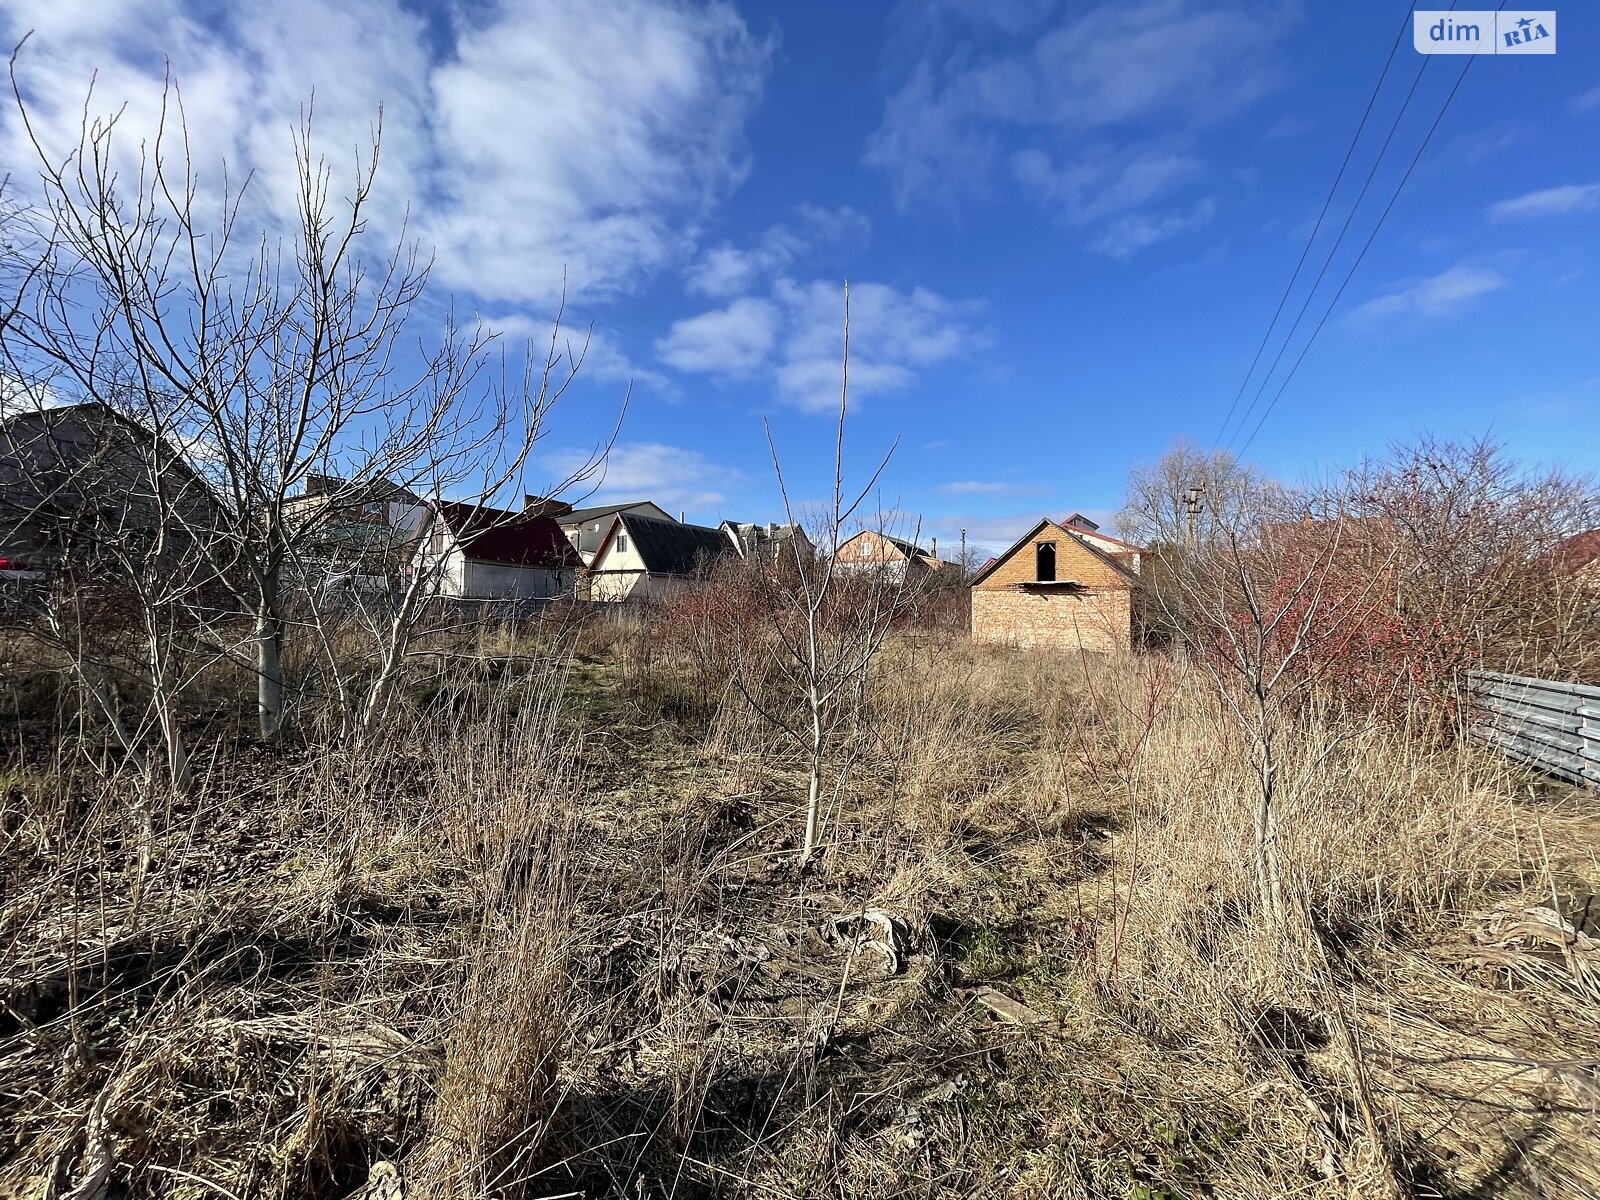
[617,513,730,575]
[562,500,669,527]
[0,402,217,563]
[720,520,811,558]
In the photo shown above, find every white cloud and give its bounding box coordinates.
[685,205,869,298]
[657,278,986,414]
[1,0,771,308]
[1487,183,1600,221]
[926,513,1037,554]
[1013,145,1214,254]
[0,374,64,418]
[656,297,780,378]
[1350,265,1508,322]
[575,333,676,394]
[866,0,1292,229]
[479,314,672,393]
[544,441,743,515]
[1089,197,1217,257]
[772,279,986,413]
[1573,85,1600,114]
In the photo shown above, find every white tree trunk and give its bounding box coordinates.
[802,698,824,865]
[257,609,285,741]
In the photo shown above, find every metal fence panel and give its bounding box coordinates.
[1467,670,1600,788]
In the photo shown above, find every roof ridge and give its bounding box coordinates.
[968,517,1142,588]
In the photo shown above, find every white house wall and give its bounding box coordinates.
[414,528,574,599]
[590,570,646,601]
[587,531,650,602]
[463,561,572,600]
[409,531,468,595]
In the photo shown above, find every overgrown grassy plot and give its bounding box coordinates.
[3,605,1598,1198]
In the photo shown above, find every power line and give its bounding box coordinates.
[1235,48,1484,456]
[1210,4,1417,452]
[1224,11,1458,454]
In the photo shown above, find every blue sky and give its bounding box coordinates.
[3,0,1596,553]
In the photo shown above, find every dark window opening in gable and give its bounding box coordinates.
[1036,541,1056,582]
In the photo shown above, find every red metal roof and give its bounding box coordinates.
[432,501,583,569]
[1553,529,1600,570]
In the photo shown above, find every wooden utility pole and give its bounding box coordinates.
[1184,485,1205,548]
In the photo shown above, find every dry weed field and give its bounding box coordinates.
[3,608,1598,1199]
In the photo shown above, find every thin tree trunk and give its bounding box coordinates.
[143,608,192,796]
[44,605,149,779]
[1253,702,1289,932]
[360,625,407,738]
[257,607,285,741]
[802,696,824,865]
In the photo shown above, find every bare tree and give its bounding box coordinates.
[1319,433,1600,690]
[1149,497,1397,936]
[1117,439,1291,549]
[744,282,923,867]
[5,61,611,743]
[317,317,619,742]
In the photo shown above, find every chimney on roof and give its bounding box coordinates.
[679,511,685,523]
[931,536,937,560]
[524,493,555,516]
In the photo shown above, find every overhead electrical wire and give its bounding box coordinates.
[1234,46,1486,456]
[1210,4,1418,452]
[1222,40,1436,455]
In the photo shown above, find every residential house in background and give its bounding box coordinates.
[720,520,813,566]
[560,500,676,563]
[414,500,582,600]
[833,529,946,580]
[285,474,426,586]
[1057,513,1143,573]
[585,512,730,601]
[0,401,216,577]
[283,473,423,530]
[969,516,1144,653]
[1551,530,1600,587]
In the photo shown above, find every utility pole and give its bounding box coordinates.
[960,528,967,579]
[1184,484,1205,549]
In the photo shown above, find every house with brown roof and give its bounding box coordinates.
[1058,513,1144,572]
[968,514,1144,653]
[833,529,947,580]
[413,500,583,600]
[1553,530,1600,586]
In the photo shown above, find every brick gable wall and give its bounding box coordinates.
[971,587,1131,653]
[969,520,1135,652]
[973,522,1131,590]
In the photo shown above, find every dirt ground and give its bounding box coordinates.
[3,623,1598,1198]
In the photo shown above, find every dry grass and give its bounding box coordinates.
[2,611,1597,1198]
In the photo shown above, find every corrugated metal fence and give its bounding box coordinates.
[1468,669,1600,789]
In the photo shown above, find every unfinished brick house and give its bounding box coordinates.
[969,515,1144,653]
